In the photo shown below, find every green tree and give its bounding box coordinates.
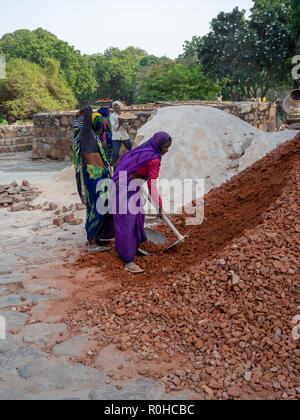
[91,47,150,104]
[291,0,300,54]
[198,5,294,100]
[0,28,97,101]
[139,55,165,67]
[198,8,255,100]
[250,0,295,93]
[251,0,290,10]
[0,58,76,124]
[180,36,201,59]
[136,60,219,104]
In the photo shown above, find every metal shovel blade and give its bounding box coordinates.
[144,227,168,246]
[166,233,189,251]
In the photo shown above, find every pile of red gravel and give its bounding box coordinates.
[63,134,300,400]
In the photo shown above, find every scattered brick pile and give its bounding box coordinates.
[51,202,85,227]
[0,180,41,211]
[63,134,299,400]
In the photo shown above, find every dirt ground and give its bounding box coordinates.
[27,133,300,400]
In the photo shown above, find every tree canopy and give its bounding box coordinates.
[180,36,202,59]
[291,0,300,54]
[90,47,148,105]
[0,28,97,101]
[136,59,219,104]
[197,3,295,100]
[0,0,298,122]
[0,58,76,124]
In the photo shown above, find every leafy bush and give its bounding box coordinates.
[136,60,220,104]
[0,28,97,101]
[0,58,77,124]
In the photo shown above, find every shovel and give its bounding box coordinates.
[137,227,167,257]
[141,187,188,251]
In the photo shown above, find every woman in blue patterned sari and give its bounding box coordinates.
[73,106,114,252]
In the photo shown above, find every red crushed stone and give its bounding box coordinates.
[54,134,299,399]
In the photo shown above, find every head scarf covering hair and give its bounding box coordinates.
[112,101,123,109]
[98,108,110,118]
[79,105,100,149]
[112,132,171,183]
[80,106,93,139]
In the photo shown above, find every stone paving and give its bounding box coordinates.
[0,164,196,400]
[0,229,195,400]
[0,152,72,185]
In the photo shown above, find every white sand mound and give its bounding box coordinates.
[40,106,297,211]
[137,106,297,194]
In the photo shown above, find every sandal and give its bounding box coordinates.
[124,262,144,274]
[88,245,111,253]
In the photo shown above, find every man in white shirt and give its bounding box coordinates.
[111,101,133,170]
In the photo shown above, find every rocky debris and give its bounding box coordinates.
[32,200,86,227]
[61,134,300,400]
[244,370,253,382]
[48,203,58,211]
[22,180,30,188]
[116,308,126,317]
[76,203,86,211]
[43,202,85,213]
[11,202,27,212]
[64,213,75,224]
[0,180,41,212]
[52,211,84,227]
[53,217,65,227]
[67,218,83,226]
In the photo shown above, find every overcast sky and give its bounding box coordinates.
[0,0,253,58]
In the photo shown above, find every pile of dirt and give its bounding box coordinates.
[59,134,299,400]
[137,106,298,199]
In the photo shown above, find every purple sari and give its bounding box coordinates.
[112,132,171,263]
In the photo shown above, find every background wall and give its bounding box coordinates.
[7,102,278,160]
[0,125,33,154]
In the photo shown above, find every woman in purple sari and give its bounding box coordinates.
[112,132,172,274]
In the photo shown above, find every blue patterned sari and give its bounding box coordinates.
[73,113,114,243]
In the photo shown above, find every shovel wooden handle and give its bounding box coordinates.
[141,187,185,242]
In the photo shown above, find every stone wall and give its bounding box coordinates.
[215,102,277,132]
[32,113,75,161]
[128,101,277,132]
[32,111,153,161]
[0,124,34,154]
[32,102,277,161]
